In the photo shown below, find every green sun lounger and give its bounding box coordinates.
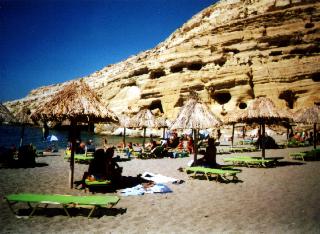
[4,193,120,218]
[289,149,320,161]
[185,166,240,182]
[64,154,94,163]
[289,152,308,161]
[223,156,281,167]
[84,179,112,193]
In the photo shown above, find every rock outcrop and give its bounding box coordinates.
[6,0,320,123]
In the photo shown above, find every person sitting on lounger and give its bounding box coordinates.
[75,148,107,189]
[87,149,108,181]
[75,148,122,189]
[197,137,219,168]
[105,147,122,184]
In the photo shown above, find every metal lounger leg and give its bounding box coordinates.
[28,203,40,217]
[204,172,210,181]
[6,200,19,216]
[87,206,97,218]
[62,205,71,217]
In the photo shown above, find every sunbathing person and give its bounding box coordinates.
[197,138,219,168]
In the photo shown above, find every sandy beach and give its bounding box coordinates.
[1,146,320,233]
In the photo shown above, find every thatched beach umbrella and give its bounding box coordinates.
[0,103,16,124]
[225,97,292,159]
[128,108,160,149]
[294,105,320,149]
[223,108,246,147]
[170,98,222,164]
[32,80,118,188]
[118,114,131,148]
[158,117,171,140]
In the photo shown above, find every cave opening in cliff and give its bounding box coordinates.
[269,51,282,56]
[311,73,320,82]
[279,90,297,109]
[212,91,231,105]
[149,100,164,113]
[305,22,314,28]
[170,64,184,73]
[187,62,203,71]
[131,67,149,77]
[239,102,247,109]
[150,69,165,79]
[214,56,227,67]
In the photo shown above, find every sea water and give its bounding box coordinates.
[0,125,147,150]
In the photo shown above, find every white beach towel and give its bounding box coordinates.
[141,172,178,184]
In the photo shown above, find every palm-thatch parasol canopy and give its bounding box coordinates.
[157,117,172,140]
[32,80,118,123]
[117,114,132,148]
[225,97,293,158]
[170,98,222,164]
[294,105,320,124]
[294,105,320,149]
[0,103,16,123]
[128,109,161,149]
[170,98,222,130]
[128,109,160,129]
[31,80,118,188]
[222,108,247,147]
[228,97,292,124]
[118,114,131,128]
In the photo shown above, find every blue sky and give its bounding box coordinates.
[0,0,216,102]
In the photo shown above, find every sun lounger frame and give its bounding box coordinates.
[4,193,120,218]
[223,156,281,167]
[64,154,94,163]
[289,149,320,161]
[185,167,240,182]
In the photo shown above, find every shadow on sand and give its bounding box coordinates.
[16,206,127,219]
[0,162,49,169]
[86,175,149,194]
[276,161,305,167]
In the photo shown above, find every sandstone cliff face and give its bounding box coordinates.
[6,0,320,122]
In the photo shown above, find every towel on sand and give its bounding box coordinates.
[141,172,178,184]
[120,183,172,196]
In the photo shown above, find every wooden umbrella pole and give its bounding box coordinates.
[231,123,235,147]
[262,122,266,159]
[69,121,76,189]
[193,129,198,164]
[143,127,146,150]
[123,127,126,148]
[163,127,166,140]
[314,123,317,149]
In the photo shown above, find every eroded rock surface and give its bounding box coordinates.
[6,0,320,123]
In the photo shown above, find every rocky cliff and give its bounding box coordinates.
[6,0,320,122]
